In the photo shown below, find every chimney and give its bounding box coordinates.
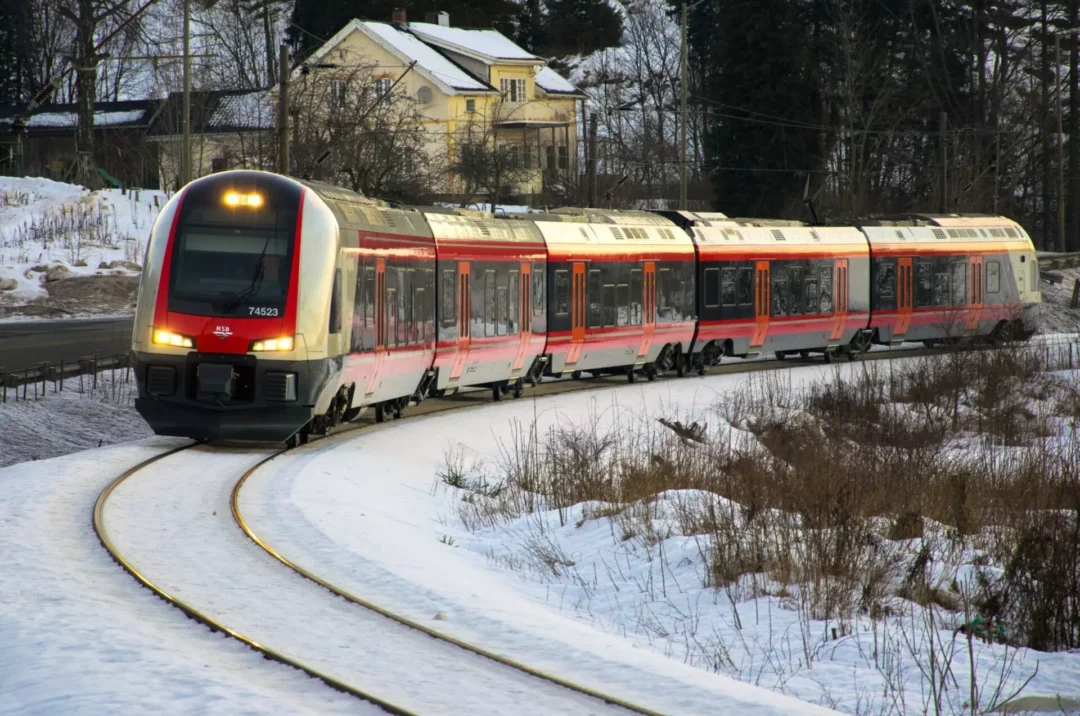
[391,8,406,24]
[438,11,449,26]
[424,12,438,23]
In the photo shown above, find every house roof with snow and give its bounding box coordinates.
[0,100,155,135]
[301,20,495,95]
[145,90,273,137]
[297,18,585,99]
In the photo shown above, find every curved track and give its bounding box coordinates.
[93,445,418,715]
[93,343,1005,714]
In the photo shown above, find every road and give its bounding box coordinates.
[0,317,132,375]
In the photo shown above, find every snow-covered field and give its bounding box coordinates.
[3,354,1080,713]
[0,366,151,468]
[0,177,165,319]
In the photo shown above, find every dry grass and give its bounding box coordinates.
[446,342,1080,654]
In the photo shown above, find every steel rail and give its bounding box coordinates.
[227,342,990,716]
[92,444,420,716]
[231,444,665,716]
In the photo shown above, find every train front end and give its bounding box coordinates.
[132,171,337,442]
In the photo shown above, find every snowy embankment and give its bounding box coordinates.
[239,360,1080,716]
[0,177,165,320]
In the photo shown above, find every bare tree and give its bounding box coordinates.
[449,103,538,209]
[290,62,438,202]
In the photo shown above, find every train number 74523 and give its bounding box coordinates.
[248,306,280,317]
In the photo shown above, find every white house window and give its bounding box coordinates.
[465,98,476,113]
[500,78,526,103]
[329,80,347,108]
[374,78,393,106]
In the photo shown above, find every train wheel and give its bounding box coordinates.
[822,350,833,364]
[776,350,787,360]
[374,402,386,423]
[571,370,582,380]
[676,353,688,377]
[393,398,405,419]
[799,350,810,359]
[492,383,503,401]
[511,379,524,398]
[645,364,657,381]
[627,367,637,383]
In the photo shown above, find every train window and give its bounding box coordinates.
[819,267,833,313]
[951,261,967,305]
[532,270,544,316]
[720,269,737,307]
[738,268,753,306]
[415,288,425,342]
[484,271,496,336]
[554,270,569,315]
[875,260,896,300]
[587,269,603,327]
[508,271,519,333]
[496,287,508,336]
[603,284,616,327]
[787,266,805,315]
[987,261,1001,293]
[933,270,950,307]
[387,288,398,347]
[617,284,630,326]
[704,268,720,308]
[657,268,672,319]
[406,269,416,343]
[771,278,788,316]
[329,269,342,334]
[805,279,819,312]
[441,270,455,325]
[915,262,933,308]
[365,268,376,327]
[630,269,643,325]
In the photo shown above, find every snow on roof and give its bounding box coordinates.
[28,110,145,128]
[209,91,275,130]
[535,66,584,96]
[407,23,539,62]
[361,22,490,92]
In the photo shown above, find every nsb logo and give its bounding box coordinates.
[213,325,233,339]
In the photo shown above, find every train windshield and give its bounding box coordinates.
[168,204,297,317]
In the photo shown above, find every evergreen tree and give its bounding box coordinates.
[0,0,37,105]
[544,0,623,57]
[288,0,520,58]
[514,0,547,55]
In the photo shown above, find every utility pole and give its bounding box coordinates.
[587,113,598,207]
[181,0,191,186]
[939,111,948,213]
[1058,33,1068,251]
[679,1,688,211]
[278,44,290,175]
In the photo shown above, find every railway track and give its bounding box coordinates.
[94,340,1068,714]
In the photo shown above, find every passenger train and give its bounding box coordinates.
[131,171,1041,444]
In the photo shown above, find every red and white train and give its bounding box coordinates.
[132,171,1041,444]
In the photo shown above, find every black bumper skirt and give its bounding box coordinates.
[132,351,337,442]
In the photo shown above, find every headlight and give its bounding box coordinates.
[153,329,194,348]
[250,336,294,352]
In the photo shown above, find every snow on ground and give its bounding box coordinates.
[0,439,367,715]
[0,367,151,468]
[240,361,1080,716]
[104,446,650,715]
[0,177,165,318]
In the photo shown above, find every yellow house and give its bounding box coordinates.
[300,12,586,202]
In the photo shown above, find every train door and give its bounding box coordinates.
[450,262,471,379]
[366,258,386,396]
[749,261,770,350]
[567,262,586,365]
[896,257,913,338]
[513,262,531,371]
[637,262,656,358]
[830,259,849,341]
[967,255,984,332]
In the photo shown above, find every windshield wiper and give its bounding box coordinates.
[220,237,271,313]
